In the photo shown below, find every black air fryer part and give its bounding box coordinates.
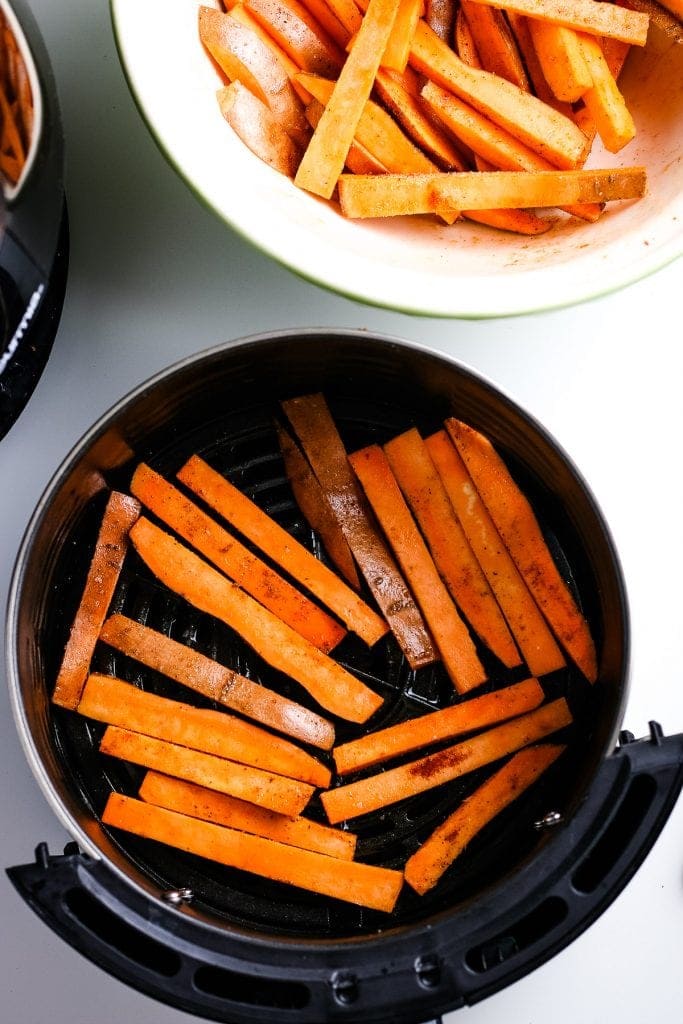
[9,329,678,1023]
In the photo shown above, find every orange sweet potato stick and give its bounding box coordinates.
[99,614,335,750]
[383,428,520,668]
[349,444,485,693]
[408,19,589,169]
[294,0,403,197]
[337,167,646,217]
[321,697,572,823]
[177,455,388,647]
[102,793,404,912]
[463,0,649,46]
[281,395,436,669]
[297,0,351,47]
[333,677,544,774]
[228,3,313,103]
[425,430,566,677]
[139,771,356,859]
[129,517,384,722]
[505,11,574,114]
[79,674,331,788]
[444,418,598,682]
[52,492,141,710]
[460,0,529,89]
[130,463,346,653]
[276,422,361,589]
[243,0,345,76]
[576,32,636,153]
[381,0,424,73]
[527,20,593,103]
[100,726,314,816]
[404,743,565,893]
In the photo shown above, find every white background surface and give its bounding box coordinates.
[1,2,682,1023]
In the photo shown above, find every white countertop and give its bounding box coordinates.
[1,2,682,1022]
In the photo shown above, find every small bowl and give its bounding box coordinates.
[111,0,682,318]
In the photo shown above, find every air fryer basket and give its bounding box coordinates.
[7,329,683,1023]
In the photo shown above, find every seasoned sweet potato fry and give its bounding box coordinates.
[306,96,389,171]
[527,21,593,103]
[298,0,351,47]
[374,67,468,170]
[404,743,565,893]
[229,3,312,102]
[409,20,589,168]
[506,11,574,114]
[445,418,598,682]
[425,429,565,677]
[177,455,387,646]
[349,444,486,693]
[102,793,404,912]
[130,462,346,653]
[129,517,384,723]
[139,772,356,859]
[276,422,360,588]
[383,429,520,668]
[52,492,141,710]
[100,726,314,816]
[577,32,636,153]
[79,674,331,788]
[321,697,572,823]
[198,6,310,147]
[425,0,456,41]
[99,614,335,749]
[281,394,436,668]
[461,0,529,89]
[381,0,424,72]
[244,0,345,75]
[217,81,303,175]
[464,0,649,46]
[333,677,545,774]
[294,0,403,197]
[337,166,646,217]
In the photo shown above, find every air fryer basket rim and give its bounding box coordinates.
[6,325,631,951]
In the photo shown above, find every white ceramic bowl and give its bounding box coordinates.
[111,0,683,317]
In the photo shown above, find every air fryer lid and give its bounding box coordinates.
[7,330,683,1023]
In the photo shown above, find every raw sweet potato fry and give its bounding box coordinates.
[464,207,553,234]
[321,0,364,35]
[177,454,387,646]
[571,37,631,153]
[276,421,360,588]
[100,726,314,816]
[349,444,486,693]
[577,32,636,153]
[217,81,303,176]
[99,614,335,750]
[198,6,311,147]
[281,394,436,669]
[408,19,589,169]
[79,674,331,788]
[306,96,389,172]
[52,491,141,711]
[383,428,520,668]
[243,0,345,76]
[374,67,468,170]
[321,697,572,823]
[130,462,346,653]
[460,0,529,89]
[229,4,313,103]
[129,517,384,723]
[139,771,357,859]
[445,418,598,682]
[425,0,456,42]
[102,793,404,912]
[337,166,646,217]
[425,430,565,677]
[505,11,574,114]
[333,677,545,774]
[619,0,682,44]
[404,743,565,893]
[294,0,403,197]
[298,0,351,47]
[296,72,438,173]
[381,0,424,73]
[464,0,650,46]
[527,21,593,103]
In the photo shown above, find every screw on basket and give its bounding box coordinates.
[534,810,563,831]
[161,887,194,906]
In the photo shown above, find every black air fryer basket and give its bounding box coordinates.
[6,329,683,1024]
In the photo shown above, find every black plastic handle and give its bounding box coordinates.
[6,726,683,1024]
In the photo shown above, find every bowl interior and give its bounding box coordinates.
[111,1,683,316]
[10,331,628,940]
